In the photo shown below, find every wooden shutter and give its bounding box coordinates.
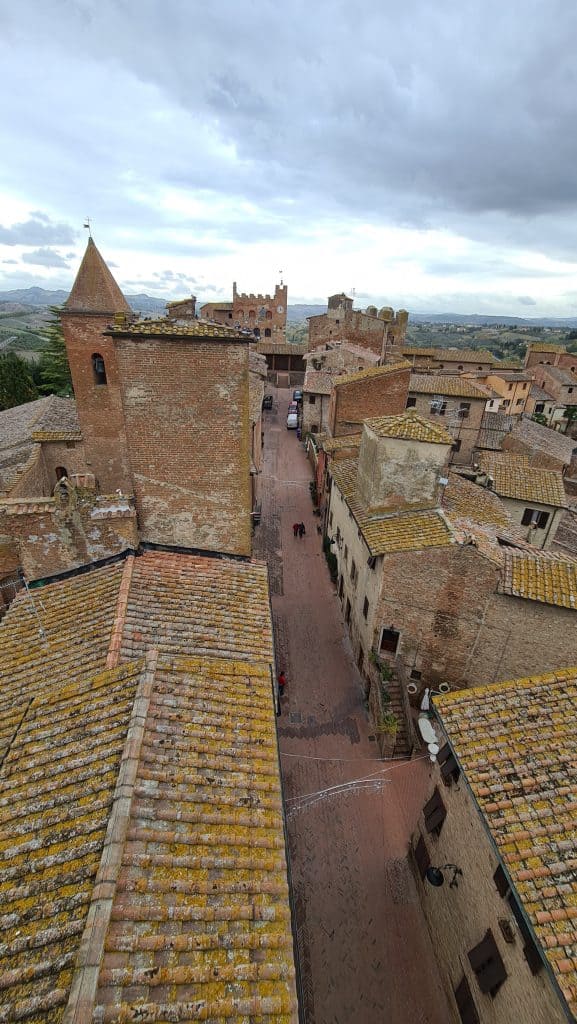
[438,742,460,785]
[423,787,446,835]
[414,834,430,880]
[468,929,507,995]
[454,975,480,1024]
[493,864,510,898]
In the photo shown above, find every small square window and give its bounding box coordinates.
[454,975,480,1024]
[413,834,431,880]
[309,394,316,404]
[380,627,399,654]
[406,396,417,408]
[423,787,446,836]
[468,929,507,996]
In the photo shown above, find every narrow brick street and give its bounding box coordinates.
[254,388,455,1024]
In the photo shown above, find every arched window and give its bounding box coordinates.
[55,466,68,481]
[253,327,260,339]
[92,353,107,385]
[265,310,272,320]
[264,328,271,337]
[248,309,256,320]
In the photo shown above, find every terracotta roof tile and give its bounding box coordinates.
[479,454,566,507]
[320,433,362,453]
[364,411,454,445]
[92,655,297,1023]
[435,669,577,1018]
[0,552,294,1022]
[508,417,576,465]
[498,551,577,608]
[434,348,495,363]
[333,361,410,387]
[330,458,454,555]
[443,473,512,530]
[527,343,568,354]
[409,374,493,399]
[304,369,334,395]
[107,318,249,340]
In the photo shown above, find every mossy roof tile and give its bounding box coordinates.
[435,669,577,1018]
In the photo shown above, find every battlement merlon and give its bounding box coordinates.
[232,282,287,306]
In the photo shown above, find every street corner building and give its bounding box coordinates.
[0,549,299,1023]
[411,668,577,1024]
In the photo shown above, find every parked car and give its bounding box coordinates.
[287,402,299,429]
[292,389,303,402]
[262,394,273,410]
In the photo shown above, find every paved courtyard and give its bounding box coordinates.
[254,388,455,1024]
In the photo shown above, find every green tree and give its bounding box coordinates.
[38,307,73,396]
[0,352,38,410]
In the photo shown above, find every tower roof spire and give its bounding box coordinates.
[65,237,131,315]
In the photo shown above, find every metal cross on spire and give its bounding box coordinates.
[83,217,92,238]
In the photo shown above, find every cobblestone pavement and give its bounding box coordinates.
[254,388,456,1024]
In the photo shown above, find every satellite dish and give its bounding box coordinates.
[428,742,440,756]
[439,683,450,693]
[407,682,418,695]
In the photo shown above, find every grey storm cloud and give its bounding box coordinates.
[3,0,577,308]
[0,215,76,247]
[21,247,70,268]
[517,296,537,306]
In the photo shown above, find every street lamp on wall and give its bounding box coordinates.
[425,864,463,889]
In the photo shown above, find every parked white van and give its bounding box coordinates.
[286,402,299,429]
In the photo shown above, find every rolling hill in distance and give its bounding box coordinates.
[1,287,577,327]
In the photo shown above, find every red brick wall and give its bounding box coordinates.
[61,312,133,492]
[40,440,87,489]
[233,283,287,342]
[329,367,410,436]
[0,498,138,581]
[374,545,576,690]
[309,312,385,354]
[115,337,252,555]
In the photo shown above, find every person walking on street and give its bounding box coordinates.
[278,670,286,696]
[293,522,299,537]
[298,522,306,538]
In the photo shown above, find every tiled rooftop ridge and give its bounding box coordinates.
[364,411,454,445]
[63,651,158,1024]
[106,555,136,670]
[91,655,297,1023]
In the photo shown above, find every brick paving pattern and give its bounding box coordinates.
[256,388,456,1024]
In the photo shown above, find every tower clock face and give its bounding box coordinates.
[277,305,284,314]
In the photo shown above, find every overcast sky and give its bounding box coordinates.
[1,0,577,315]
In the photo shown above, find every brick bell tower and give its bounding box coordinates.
[60,238,133,493]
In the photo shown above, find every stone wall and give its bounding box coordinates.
[115,336,252,555]
[372,545,577,690]
[0,491,138,581]
[412,771,568,1024]
[408,394,485,466]
[328,365,411,437]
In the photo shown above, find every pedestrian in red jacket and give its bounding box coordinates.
[278,670,287,696]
